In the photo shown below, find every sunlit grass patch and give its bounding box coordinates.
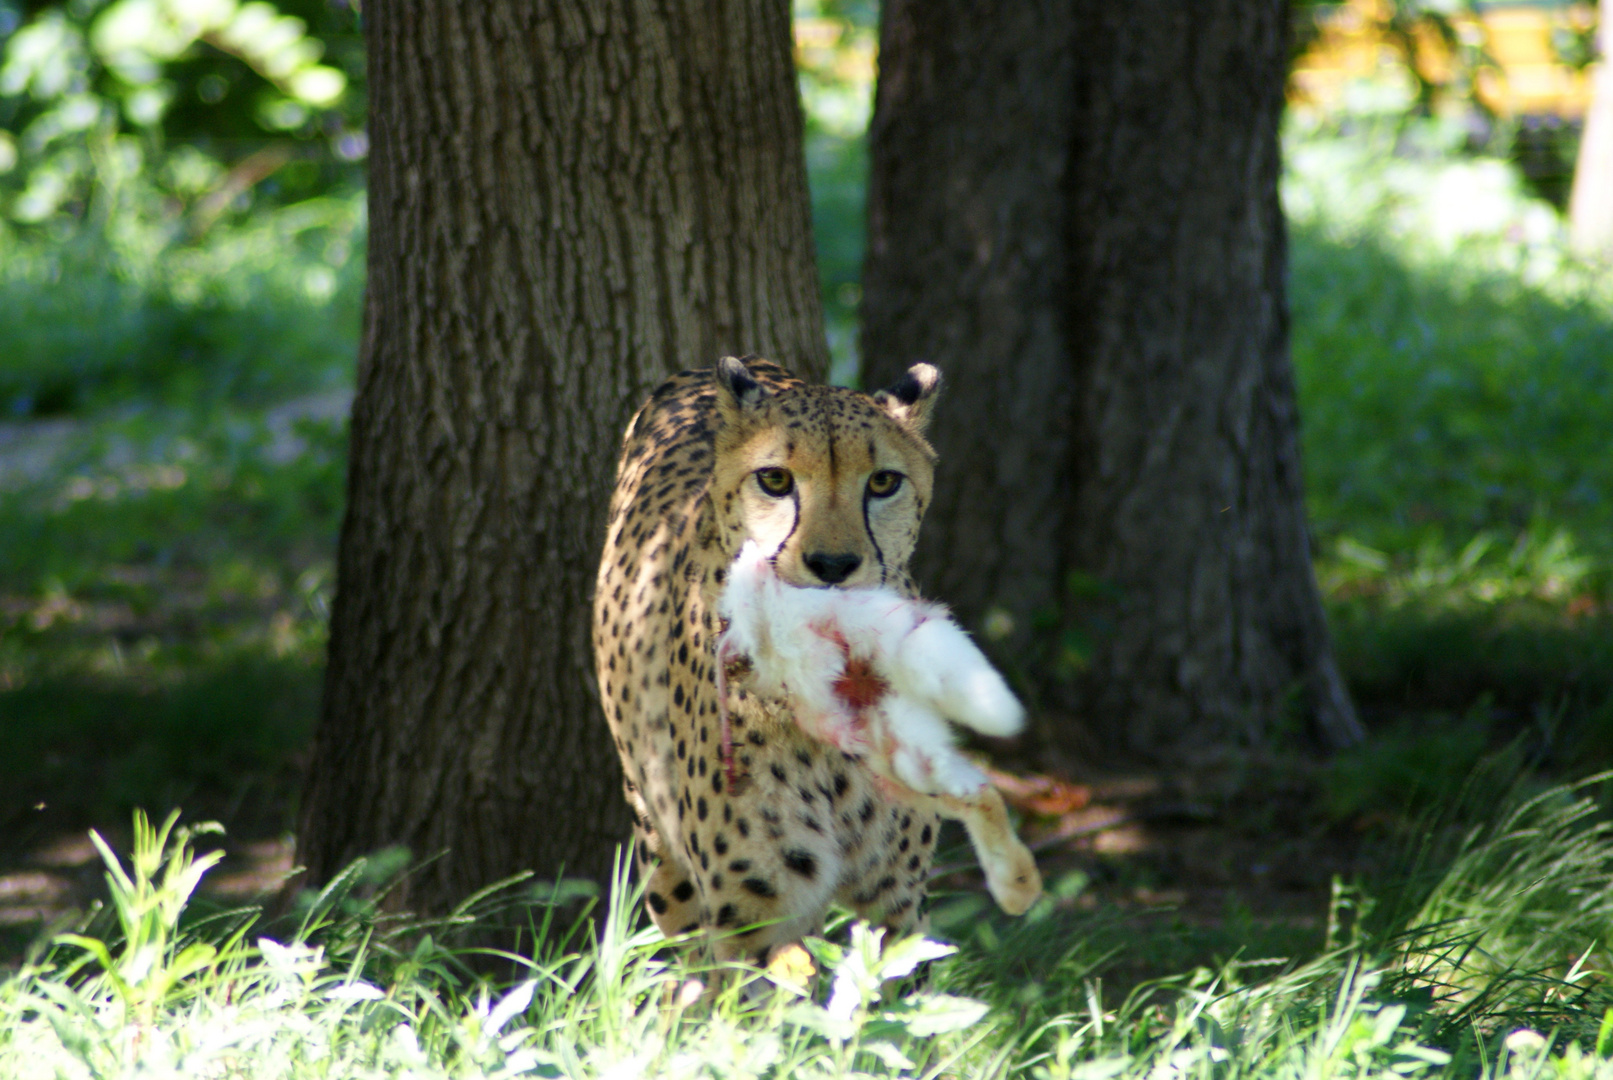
[1396,776,1613,1039]
[1287,117,1613,589]
[1291,224,1613,577]
[1319,529,1602,614]
[8,780,1613,1078]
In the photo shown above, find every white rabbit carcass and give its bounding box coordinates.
[716,540,1042,915]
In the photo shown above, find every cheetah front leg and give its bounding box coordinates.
[643,857,703,939]
[625,787,703,939]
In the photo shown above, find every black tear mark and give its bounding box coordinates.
[772,486,802,563]
[862,487,888,586]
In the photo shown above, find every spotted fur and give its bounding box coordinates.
[592,356,949,961]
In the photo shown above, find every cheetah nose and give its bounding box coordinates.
[805,552,862,584]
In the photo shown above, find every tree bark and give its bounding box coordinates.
[1570,8,1613,258]
[863,0,1362,763]
[298,0,827,914]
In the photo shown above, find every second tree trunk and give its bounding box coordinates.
[863,0,1362,761]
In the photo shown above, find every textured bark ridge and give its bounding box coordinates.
[298,0,827,912]
[863,0,1363,760]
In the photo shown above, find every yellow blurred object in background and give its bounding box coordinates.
[1292,0,1599,120]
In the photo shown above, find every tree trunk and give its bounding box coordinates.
[863,0,1362,763]
[298,0,828,914]
[1570,8,1613,258]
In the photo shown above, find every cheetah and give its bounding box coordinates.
[593,356,1038,963]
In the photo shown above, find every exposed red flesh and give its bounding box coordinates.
[833,656,889,711]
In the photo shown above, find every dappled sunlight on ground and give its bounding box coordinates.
[0,831,296,956]
[0,872,71,927]
[205,836,296,900]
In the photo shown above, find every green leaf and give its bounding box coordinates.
[800,936,845,970]
[858,1040,916,1070]
[875,936,954,981]
[168,941,219,982]
[784,1003,857,1042]
[1370,1003,1407,1046]
[882,993,989,1037]
[88,829,136,900]
[56,933,116,975]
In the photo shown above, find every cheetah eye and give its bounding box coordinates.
[755,467,794,497]
[867,470,903,498]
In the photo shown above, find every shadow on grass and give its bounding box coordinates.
[1332,606,1613,764]
[0,656,319,847]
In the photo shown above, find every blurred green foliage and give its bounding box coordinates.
[0,195,362,413]
[1291,0,1600,205]
[0,0,363,223]
[0,0,365,416]
[1291,186,1613,573]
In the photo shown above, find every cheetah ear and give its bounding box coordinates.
[713,355,770,428]
[873,363,941,434]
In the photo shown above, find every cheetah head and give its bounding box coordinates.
[709,355,941,590]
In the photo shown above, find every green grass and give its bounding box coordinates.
[0,180,356,841]
[1281,114,1613,757]
[7,784,1613,1078]
[1291,226,1613,571]
[0,659,318,830]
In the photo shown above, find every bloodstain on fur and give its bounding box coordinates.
[833,656,889,712]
